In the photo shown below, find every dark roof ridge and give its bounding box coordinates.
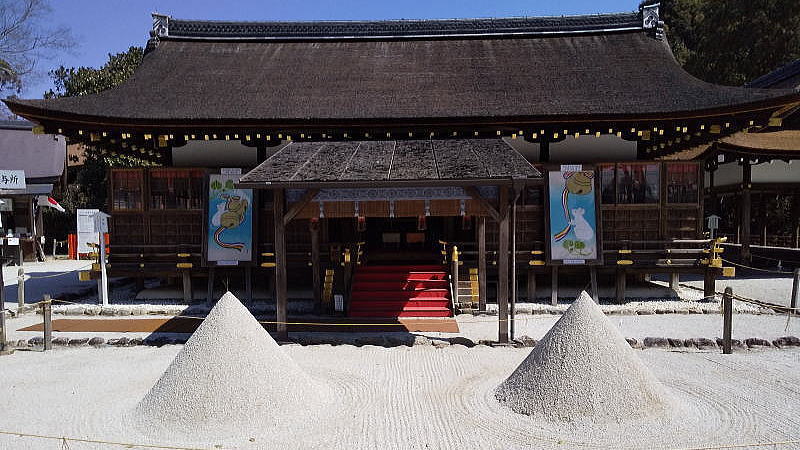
[149,10,653,43]
[746,59,800,89]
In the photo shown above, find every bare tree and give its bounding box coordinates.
[0,0,73,96]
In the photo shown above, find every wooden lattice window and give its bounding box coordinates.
[111,170,143,210]
[149,169,205,210]
[665,163,699,204]
[616,163,659,204]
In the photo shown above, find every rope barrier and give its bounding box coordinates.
[679,283,799,314]
[25,264,94,279]
[0,430,207,450]
[720,258,794,275]
[751,253,800,266]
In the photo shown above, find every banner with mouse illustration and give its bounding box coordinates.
[206,173,253,264]
[547,168,599,263]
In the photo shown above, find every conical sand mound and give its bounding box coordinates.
[135,292,326,436]
[495,291,673,422]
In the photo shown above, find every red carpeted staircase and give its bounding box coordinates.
[349,265,452,318]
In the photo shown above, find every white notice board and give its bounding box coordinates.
[77,208,100,254]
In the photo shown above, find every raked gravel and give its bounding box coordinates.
[496,292,674,422]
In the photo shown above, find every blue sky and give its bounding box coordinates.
[24,0,639,99]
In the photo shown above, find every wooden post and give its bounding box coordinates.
[762,224,767,247]
[0,308,8,354]
[497,186,509,343]
[310,220,321,311]
[740,161,751,263]
[669,272,680,290]
[477,216,487,311]
[790,268,799,312]
[722,287,733,354]
[245,266,253,305]
[273,189,288,340]
[510,192,517,341]
[615,269,626,304]
[551,266,559,306]
[703,269,716,299]
[42,294,52,351]
[527,269,536,302]
[17,267,24,308]
[182,271,192,304]
[206,267,215,304]
[451,246,459,309]
[0,257,5,307]
[589,266,599,303]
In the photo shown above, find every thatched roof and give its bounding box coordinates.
[238,139,540,187]
[5,9,798,130]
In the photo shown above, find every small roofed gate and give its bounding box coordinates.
[238,138,542,341]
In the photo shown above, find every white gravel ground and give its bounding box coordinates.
[0,344,798,449]
[496,293,673,421]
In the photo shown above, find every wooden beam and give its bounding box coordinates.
[477,216,487,311]
[284,188,319,226]
[704,269,716,300]
[464,186,500,222]
[274,189,289,340]
[497,186,510,343]
[310,219,321,311]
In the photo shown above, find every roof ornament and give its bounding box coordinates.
[147,13,170,52]
[641,3,664,40]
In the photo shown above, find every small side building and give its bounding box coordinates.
[0,120,66,261]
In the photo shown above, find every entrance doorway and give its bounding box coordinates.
[362,217,444,264]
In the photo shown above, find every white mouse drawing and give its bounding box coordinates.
[211,202,225,227]
[571,207,594,241]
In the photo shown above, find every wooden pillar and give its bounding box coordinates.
[182,271,192,303]
[273,189,288,340]
[510,192,517,341]
[206,267,215,304]
[539,138,550,163]
[527,269,536,302]
[703,269,716,299]
[245,266,253,305]
[477,216,487,311]
[669,272,679,290]
[615,269,626,304]
[792,194,800,249]
[741,161,751,262]
[550,266,559,306]
[497,186,510,343]
[310,219,321,311]
[708,166,718,215]
[589,266,599,303]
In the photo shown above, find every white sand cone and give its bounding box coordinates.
[495,291,673,422]
[135,292,325,436]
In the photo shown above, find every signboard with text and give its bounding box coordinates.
[0,170,25,190]
[547,167,601,264]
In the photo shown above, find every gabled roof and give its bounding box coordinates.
[4,6,799,135]
[0,121,66,179]
[238,139,540,188]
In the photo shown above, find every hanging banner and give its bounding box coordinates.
[548,168,599,264]
[206,173,253,264]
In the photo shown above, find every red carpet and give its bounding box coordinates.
[349,265,452,318]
